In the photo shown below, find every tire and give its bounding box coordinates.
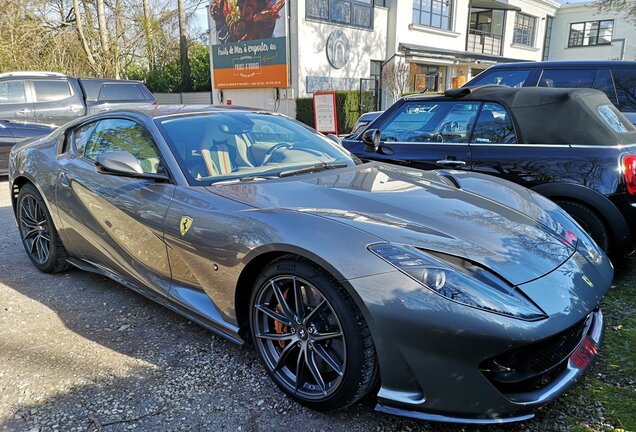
[249,255,377,411]
[555,200,610,252]
[16,183,70,273]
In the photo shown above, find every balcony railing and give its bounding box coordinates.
[467,29,503,56]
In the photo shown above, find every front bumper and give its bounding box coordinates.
[347,249,611,424]
[374,309,603,424]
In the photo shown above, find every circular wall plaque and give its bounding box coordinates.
[326,30,351,70]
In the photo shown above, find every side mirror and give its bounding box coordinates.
[362,129,381,152]
[326,133,342,146]
[95,151,169,182]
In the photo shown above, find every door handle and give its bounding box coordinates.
[436,159,467,167]
[59,172,71,188]
[69,104,82,113]
[16,108,31,116]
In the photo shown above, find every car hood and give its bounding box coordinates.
[208,163,574,286]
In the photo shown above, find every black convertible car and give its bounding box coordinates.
[343,86,636,257]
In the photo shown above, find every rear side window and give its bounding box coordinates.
[612,68,636,112]
[0,80,26,104]
[73,121,99,154]
[84,119,162,174]
[34,80,73,102]
[471,103,516,144]
[538,69,597,88]
[380,101,481,143]
[469,69,531,88]
[597,105,634,132]
[98,84,149,101]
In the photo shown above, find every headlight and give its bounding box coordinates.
[369,244,547,321]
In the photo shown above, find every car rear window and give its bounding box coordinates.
[98,83,151,101]
[538,69,598,88]
[597,104,635,132]
[468,69,531,88]
[612,68,636,112]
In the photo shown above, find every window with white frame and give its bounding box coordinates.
[513,13,536,47]
[568,20,614,47]
[412,0,452,31]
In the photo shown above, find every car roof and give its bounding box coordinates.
[89,104,267,120]
[480,60,636,69]
[403,86,636,145]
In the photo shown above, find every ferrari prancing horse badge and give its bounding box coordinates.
[180,216,193,237]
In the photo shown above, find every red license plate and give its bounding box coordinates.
[570,337,598,370]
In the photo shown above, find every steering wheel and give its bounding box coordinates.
[262,142,294,165]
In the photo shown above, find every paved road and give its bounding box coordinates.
[0,179,604,432]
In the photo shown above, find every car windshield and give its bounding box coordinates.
[157,112,357,184]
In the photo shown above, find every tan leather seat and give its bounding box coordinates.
[200,123,254,176]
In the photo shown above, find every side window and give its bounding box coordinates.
[380,101,481,143]
[33,80,73,102]
[612,68,636,112]
[73,121,99,155]
[98,84,147,101]
[469,69,530,88]
[84,119,162,174]
[0,80,27,104]
[538,69,597,88]
[471,103,516,144]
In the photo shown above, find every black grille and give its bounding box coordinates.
[481,316,590,392]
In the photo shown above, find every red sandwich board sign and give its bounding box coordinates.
[313,91,339,135]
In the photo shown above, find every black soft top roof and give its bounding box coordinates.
[407,86,636,145]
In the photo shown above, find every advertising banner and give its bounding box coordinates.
[210,0,289,89]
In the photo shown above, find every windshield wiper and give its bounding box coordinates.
[279,162,349,178]
[212,175,278,185]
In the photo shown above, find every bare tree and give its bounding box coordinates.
[178,0,191,90]
[595,0,636,23]
[382,62,422,102]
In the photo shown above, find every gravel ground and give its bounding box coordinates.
[0,179,624,432]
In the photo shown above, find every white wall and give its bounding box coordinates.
[549,2,636,61]
[295,4,389,97]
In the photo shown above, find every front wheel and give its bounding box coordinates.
[555,200,610,252]
[16,183,70,273]
[249,256,377,411]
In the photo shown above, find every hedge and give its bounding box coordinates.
[296,91,375,134]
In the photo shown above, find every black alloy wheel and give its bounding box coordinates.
[17,183,70,273]
[250,256,377,411]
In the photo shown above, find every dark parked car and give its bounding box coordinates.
[464,61,636,125]
[9,106,611,423]
[0,120,55,174]
[343,86,636,257]
[0,72,157,126]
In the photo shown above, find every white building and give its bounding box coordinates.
[547,1,636,61]
[207,0,632,117]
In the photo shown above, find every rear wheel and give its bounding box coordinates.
[17,183,70,273]
[555,200,610,252]
[249,256,377,411]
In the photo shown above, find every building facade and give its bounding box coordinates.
[547,1,636,62]
[207,0,632,117]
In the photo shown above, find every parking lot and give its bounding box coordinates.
[0,178,632,432]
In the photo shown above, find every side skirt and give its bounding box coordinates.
[67,257,245,346]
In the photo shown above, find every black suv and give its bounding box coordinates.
[465,61,636,125]
[342,86,636,257]
[0,72,156,126]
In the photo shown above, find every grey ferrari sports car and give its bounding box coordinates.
[9,106,612,424]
